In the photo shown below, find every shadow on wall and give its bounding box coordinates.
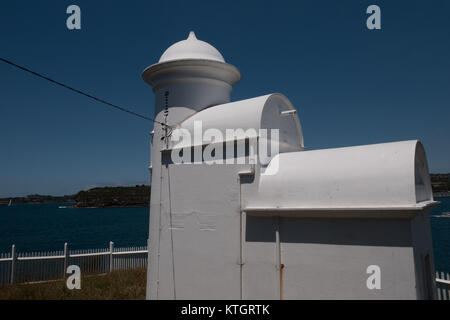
[245,216,412,247]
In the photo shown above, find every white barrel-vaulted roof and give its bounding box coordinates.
[169,93,304,152]
[246,140,436,215]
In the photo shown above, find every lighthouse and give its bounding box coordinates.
[142,32,438,299]
[143,31,240,118]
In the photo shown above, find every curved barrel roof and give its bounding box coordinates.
[169,93,304,153]
[246,140,435,213]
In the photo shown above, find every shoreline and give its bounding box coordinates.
[70,205,149,209]
[2,202,149,208]
[435,193,450,198]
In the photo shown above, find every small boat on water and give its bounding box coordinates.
[7,199,12,207]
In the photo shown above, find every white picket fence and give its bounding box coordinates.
[436,271,450,300]
[0,242,148,285]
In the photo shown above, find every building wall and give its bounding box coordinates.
[148,156,432,299]
[147,107,196,299]
[244,216,418,299]
[149,162,254,299]
[242,216,280,299]
[410,209,436,299]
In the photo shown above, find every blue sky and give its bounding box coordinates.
[0,0,449,197]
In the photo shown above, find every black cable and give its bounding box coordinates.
[0,57,168,126]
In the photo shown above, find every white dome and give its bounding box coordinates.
[159,31,225,63]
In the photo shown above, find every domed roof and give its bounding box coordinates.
[159,31,225,63]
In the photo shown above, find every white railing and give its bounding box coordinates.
[0,242,148,285]
[436,271,450,300]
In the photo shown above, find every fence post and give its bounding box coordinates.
[436,271,441,300]
[441,271,447,300]
[447,272,450,300]
[109,241,114,273]
[10,244,16,285]
[63,242,69,278]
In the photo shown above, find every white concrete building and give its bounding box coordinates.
[143,32,438,299]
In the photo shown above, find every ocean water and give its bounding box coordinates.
[431,197,450,274]
[0,203,149,252]
[0,198,449,273]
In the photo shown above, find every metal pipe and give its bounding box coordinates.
[280,109,297,116]
[237,165,255,299]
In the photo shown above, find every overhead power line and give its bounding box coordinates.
[0,57,168,126]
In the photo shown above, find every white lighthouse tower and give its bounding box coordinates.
[142,32,438,300]
[142,31,243,299]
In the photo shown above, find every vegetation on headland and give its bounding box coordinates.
[0,268,146,300]
[0,185,151,208]
[73,185,150,208]
[431,174,450,196]
[0,194,75,206]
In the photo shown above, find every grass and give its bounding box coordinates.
[0,268,147,300]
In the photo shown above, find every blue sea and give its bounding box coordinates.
[430,197,450,273]
[0,198,449,273]
[0,203,149,252]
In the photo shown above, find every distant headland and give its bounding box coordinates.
[0,185,151,208]
[0,194,75,205]
[431,173,450,198]
[73,185,150,208]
